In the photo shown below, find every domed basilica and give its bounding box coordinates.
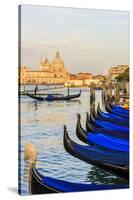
[20,51,70,84]
[40,51,69,78]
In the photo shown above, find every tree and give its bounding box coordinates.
[115,67,129,82]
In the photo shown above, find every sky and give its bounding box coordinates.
[20,5,129,75]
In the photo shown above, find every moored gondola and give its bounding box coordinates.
[109,103,129,114]
[64,126,129,179]
[91,106,129,127]
[86,113,129,140]
[105,103,129,118]
[89,111,129,133]
[27,90,81,101]
[97,103,129,122]
[76,114,129,152]
[29,163,128,194]
[107,99,129,113]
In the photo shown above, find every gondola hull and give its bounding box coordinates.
[97,103,129,122]
[27,93,45,101]
[64,126,129,179]
[86,113,129,140]
[76,114,129,152]
[91,106,129,127]
[29,167,59,194]
[89,111,129,133]
[27,91,81,101]
[105,103,129,118]
[29,164,128,195]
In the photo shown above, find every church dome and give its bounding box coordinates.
[40,57,52,72]
[52,51,64,65]
[44,58,50,65]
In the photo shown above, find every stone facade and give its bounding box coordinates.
[19,51,70,85]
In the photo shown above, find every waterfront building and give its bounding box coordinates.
[64,78,103,87]
[93,75,105,81]
[19,51,70,85]
[84,78,102,86]
[19,50,107,87]
[76,73,93,80]
[109,65,128,80]
[64,80,83,87]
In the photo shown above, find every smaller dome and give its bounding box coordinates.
[52,51,64,65]
[40,57,51,72]
[44,58,50,65]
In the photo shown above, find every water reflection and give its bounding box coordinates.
[86,166,129,185]
[25,99,81,112]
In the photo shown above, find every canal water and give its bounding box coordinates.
[19,85,128,195]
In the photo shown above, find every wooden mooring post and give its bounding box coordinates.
[114,82,120,104]
[90,82,95,107]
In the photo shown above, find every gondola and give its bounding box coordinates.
[107,102,129,114]
[86,113,129,140]
[97,103,129,122]
[64,126,129,179]
[107,99,129,114]
[76,114,129,152]
[29,163,128,194]
[27,90,81,101]
[89,111,129,133]
[109,103,129,114]
[91,106,129,127]
[105,103,129,118]
[91,104,129,126]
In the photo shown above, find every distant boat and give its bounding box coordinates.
[27,90,81,101]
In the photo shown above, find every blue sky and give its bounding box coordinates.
[21,5,129,75]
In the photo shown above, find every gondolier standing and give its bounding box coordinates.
[34,85,38,96]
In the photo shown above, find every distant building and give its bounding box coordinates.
[69,73,93,80]
[19,51,69,84]
[64,80,83,87]
[69,74,77,80]
[19,51,106,86]
[64,78,103,87]
[65,72,105,87]
[76,72,93,80]
[109,65,128,80]
[93,75,105,80]
[84,79,102,86]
